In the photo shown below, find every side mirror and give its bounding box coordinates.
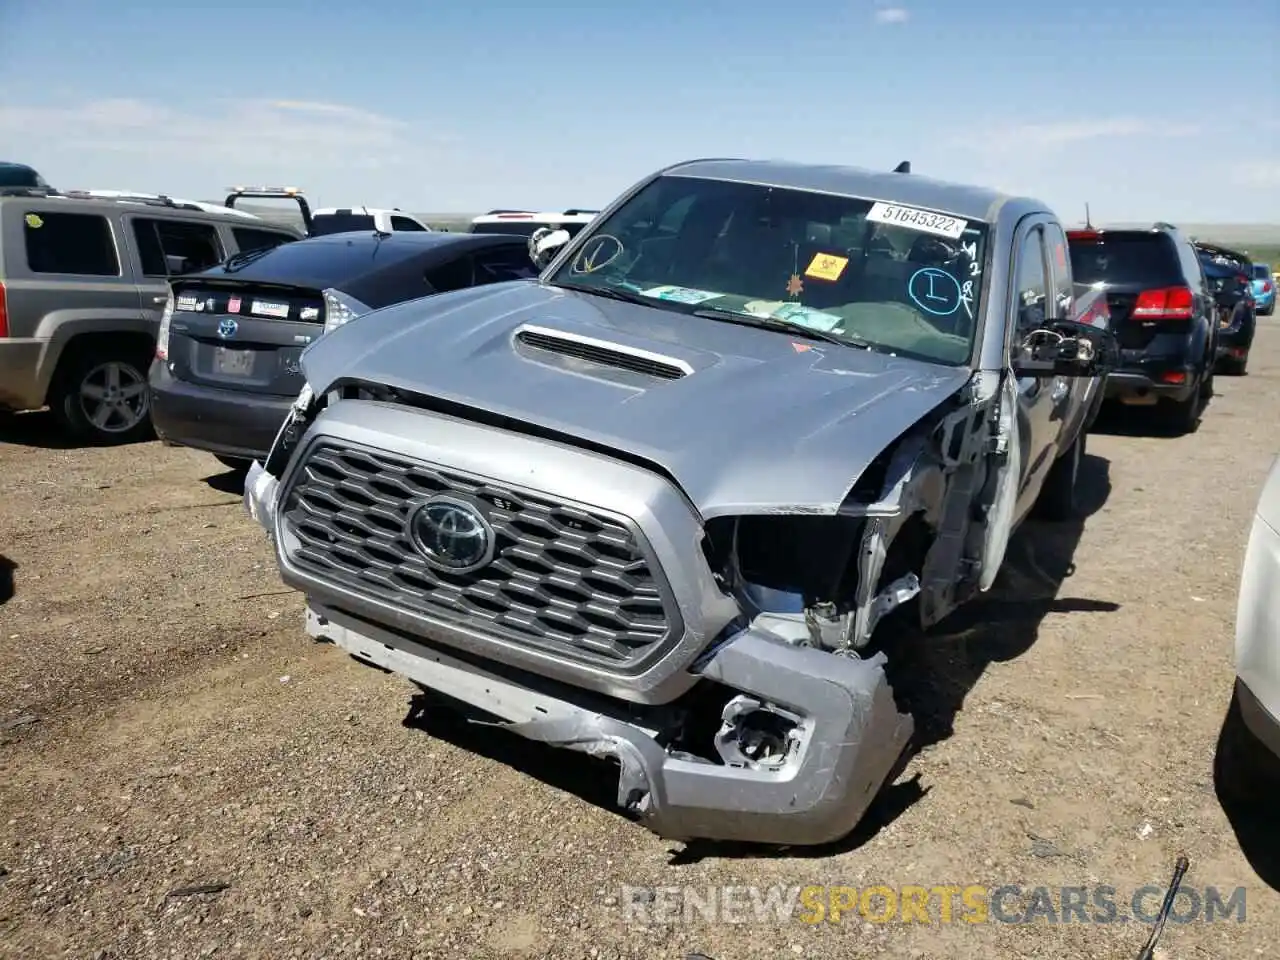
[1012,320,1118,378]
[529,227,571,269]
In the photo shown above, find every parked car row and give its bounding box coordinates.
[1064,224,1270,434]
[0,178,599,445]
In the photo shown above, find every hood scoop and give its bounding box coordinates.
[513,324,691,381]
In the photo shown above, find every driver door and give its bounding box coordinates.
[1008,222,1059,521]
[975,218,1058,592]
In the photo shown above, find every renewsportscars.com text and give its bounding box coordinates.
[616,884,1248,926]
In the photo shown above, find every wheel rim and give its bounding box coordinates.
[77,361,149,434]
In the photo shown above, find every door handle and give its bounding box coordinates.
[151,295,168,304]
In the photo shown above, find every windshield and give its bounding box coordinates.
[543,175,990,365]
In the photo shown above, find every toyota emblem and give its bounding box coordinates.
[409,497,494,573]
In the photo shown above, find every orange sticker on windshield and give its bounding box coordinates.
[805,252,848,281]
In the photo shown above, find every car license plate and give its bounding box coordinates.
[251,300,290,319]
[214,347,254,377]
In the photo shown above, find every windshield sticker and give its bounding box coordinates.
[639,285,722,305]
[867,202,968,240]
[804,252,849,282]
[745,300,843,332]
[571,234,624,274]
[786,274,804,297]
[908,267,962,316]
[227,297,241,314]
[175,295,199,311]
[23,213,43,229]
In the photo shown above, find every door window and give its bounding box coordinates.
[1012,226,1049,347]
[23,211,120,276]
[390,215,427,232]
[133,218,224,276]
[1043,223,1073,317]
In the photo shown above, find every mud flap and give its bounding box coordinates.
[978,372,1021,592]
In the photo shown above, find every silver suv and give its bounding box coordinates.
[0,188,300,443]
[246,158,1114,847]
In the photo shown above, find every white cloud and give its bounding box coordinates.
[0,97,453,172]
[1232,161,1280,187]
[874,7,909,23]
[951,117,1199,153]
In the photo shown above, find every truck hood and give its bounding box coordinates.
[300,281,973,518]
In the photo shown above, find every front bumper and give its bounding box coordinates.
[150,360,294,461]
[304,601,912,846]
[242,404,916,847]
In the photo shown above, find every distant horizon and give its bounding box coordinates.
[222,202,1280,248]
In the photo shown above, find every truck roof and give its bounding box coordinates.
[664,158,1039,224]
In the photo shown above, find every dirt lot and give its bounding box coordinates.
[3,332,1280,960]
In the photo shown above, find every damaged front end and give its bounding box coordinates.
[243,368,1016,847]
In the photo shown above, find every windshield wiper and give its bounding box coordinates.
[222,245,277,273]
[552,280,653,306]
[692,308,868,349]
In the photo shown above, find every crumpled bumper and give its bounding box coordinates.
[242,453,914,847]
[303,601,913,847]
[243,460,279,534]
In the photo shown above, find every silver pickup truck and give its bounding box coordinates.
[244,159,1113,847]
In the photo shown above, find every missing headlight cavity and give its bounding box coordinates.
[714,697,803,769]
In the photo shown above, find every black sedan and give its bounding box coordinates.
[149,230,538,471]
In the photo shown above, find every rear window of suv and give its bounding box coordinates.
[310,213,376,236]
[23,211,120,276]
[1067,232,1182,287]
[1253,264,1271,279]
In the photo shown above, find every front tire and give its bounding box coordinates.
[1035,432,1084,521]
[50,350,154,445]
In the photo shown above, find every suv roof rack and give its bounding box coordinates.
[0,185,61,199]
[483,208,531,215]
[224,185,314,235]
[62,189,208,213]
[562,208,599,215]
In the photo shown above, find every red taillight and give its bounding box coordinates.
[1265,281,1274,293]
[1131,286,1193,320]
[0,281,8,338]
[1068,230,1100,242]
[496,213,533,219]
[1236,274,1250,285]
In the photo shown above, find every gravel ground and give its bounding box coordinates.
[2,330,1280,960]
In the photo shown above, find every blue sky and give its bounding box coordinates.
[1,0,1276,221]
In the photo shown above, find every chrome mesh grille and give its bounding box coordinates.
[279,440,675,666]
